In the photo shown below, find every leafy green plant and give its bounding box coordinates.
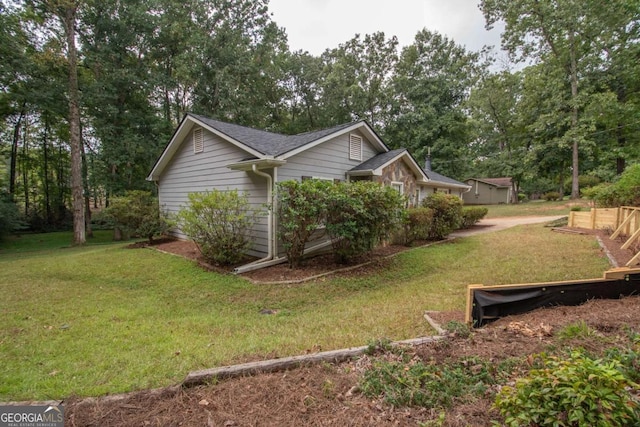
[325,181,405,263]
[444,320,472,338]
[104,190,169,243]
[494,351,640,427]
[460,206,488,229]
[421,193,463,239]
[276,179,332,268]
[360,356,499,409]
[556,320,598,340]
[176,190,257,265]
[542,191,561,201]
[403,207,434,245]
[584,164,640,207]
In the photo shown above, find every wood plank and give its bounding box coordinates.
[611,209,638,239]
[182,336,444,387]
[621,226,640,250]
[626,250,640,267]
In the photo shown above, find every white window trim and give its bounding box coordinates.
[391,181,404,194]
[193,127,204,154]
[349,134,363,161]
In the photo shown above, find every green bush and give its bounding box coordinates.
[325,182,405,263]
[0,193,22,240]
[421,193,463,240]
[104,190,168,243]
[276,180,332,268]
[584,164,640,207]
[176,190,256,265]
[542,191,561,201]
[460,206,488,229]
[360,356,501,409]
[494,351,640,427]
[403,207,434,245]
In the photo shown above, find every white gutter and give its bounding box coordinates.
[233,164,283,274]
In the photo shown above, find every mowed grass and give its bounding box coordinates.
[481,199,592,218]
[0,223,610,401]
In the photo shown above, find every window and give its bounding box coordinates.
[193,128,204,154]
[391,181,404,194]
[349,134,363,161]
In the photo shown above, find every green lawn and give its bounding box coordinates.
[0,223,610,401]
[481,199,592,218]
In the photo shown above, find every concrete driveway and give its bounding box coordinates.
[450,215,566,237]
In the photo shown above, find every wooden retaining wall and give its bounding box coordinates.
[568,206,640,267]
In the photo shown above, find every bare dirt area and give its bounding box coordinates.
[73,222,639,426]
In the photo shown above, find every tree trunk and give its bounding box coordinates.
[569,32,580,200]
[63,4,85,245]
[43,121,52,227]
[9,108,25,198]
[81,134,93,238]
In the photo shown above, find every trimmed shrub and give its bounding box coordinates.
[403,207,434,245]
[104,190,169,243]
[176,190,256,265]
[325,181,405,263]
[494,351,640,427]
[584,164,640,207]
[276,179,332,268]
[542,191,561,201]
[460,206,488,229]
[421,193,463,240]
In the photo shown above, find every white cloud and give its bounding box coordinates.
[268,0,502,55]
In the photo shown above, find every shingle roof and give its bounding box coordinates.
[425,170,470,187]
[349,148,407,171]
[470,177,512,188]
[190,113,358,156]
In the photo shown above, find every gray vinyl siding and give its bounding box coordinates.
[158,127,271,257]
[275,130,380,257]
[462,181,510,205]
[278,130,379,182]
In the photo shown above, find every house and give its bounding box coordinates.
[147,113,471,272]
[462,177,514,205]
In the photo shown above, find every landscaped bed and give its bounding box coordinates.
[64,295,640,426]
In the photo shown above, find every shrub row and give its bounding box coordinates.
[583,163,640,207]
[277,180,405,267]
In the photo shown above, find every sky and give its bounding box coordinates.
[267,0,504,56]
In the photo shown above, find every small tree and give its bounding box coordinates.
[104,190,169,243]
[176,190,256,265]
[277,180,332,268]
[421,193,463,240]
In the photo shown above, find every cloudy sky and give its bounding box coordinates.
[267,0,504,55]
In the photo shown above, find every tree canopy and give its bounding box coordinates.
[1,0,639,238]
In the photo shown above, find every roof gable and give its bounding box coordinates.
[147,114,389,181]
[349,149,428,181]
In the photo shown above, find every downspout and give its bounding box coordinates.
[251,164,274,261]
[233,165,279,273]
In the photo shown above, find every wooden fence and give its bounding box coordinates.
[569,206,640,266]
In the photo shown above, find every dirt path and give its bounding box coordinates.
[450,215,565,237]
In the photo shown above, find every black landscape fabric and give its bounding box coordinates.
[472,272,640,326]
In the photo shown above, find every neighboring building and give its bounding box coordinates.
[147,113,470,271]
[463,177,513,205]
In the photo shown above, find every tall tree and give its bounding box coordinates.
[319,32,399,130]
[386,29,483,179]
[480,0,639,198]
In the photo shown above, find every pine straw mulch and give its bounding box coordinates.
[64,227,639,426]
[64,296,640,426]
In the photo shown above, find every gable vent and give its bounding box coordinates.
[349,134,363,161]
[193,128,204,154]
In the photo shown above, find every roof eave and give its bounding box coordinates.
[227,158,287,171]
